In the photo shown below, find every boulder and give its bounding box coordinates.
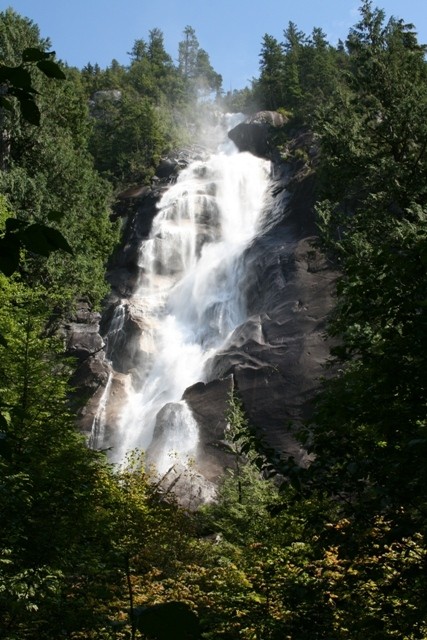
[155,157,179,180]
[66,323,104,362]
[228,110,287,158]
[63,299,105,366]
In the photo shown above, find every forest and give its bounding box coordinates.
[0,1,426,637]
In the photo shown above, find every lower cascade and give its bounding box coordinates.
[90,116,271,479]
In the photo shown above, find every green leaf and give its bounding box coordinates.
[0,96,13,111]
[20,224,73,257]
[240,442,252,454]
[7,85,37,99]
[36,60,66,80]
[19,99,40,126]
[0,235,20,276]
[0,333,7,348]
[19,224,54,257]
[0,65,32,89]
[41,226,73,254]
[22,47,52,62]
[5,217,25,233]
[47,210,65,223]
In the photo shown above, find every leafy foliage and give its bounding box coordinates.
[310,0,427,529]
[217,4,427,637]
[0,30,72,278]
[0,9,120,307]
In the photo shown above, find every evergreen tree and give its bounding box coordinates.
[256,34,286,110]
[281,21,306,111]
[178,25,199,79]
[177,25,222,99]
[302,7,427,633]
[128,37,147,63]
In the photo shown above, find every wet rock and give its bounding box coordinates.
[155,157,179,180]
[191,147,336,469]
[66,323,104,362]
[64,300,110,431]
[63,300,105,366]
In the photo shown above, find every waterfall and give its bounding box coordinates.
[88,302,126,449]
[89,371,113,449]
[106,115,271,474]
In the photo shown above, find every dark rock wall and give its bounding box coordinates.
[185,129,337,472]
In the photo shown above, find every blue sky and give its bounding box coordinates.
[3,0,427,90]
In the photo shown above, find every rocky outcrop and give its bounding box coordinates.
[206,237,335,465]
[227,110,287,159]
[63,300,104,365]
[62,300,110,436]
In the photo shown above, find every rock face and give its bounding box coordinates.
[107,146,208,297]
[227,110,287,159]
[76,118,337,486]
[63,300,110,436]
[186,135,336,468]
[199,123,337,464]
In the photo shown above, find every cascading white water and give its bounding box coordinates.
[111,116,271,473]
[89,302,126,450]
[89,371,113,449]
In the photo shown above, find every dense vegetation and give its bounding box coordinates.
[1,1,426,637]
